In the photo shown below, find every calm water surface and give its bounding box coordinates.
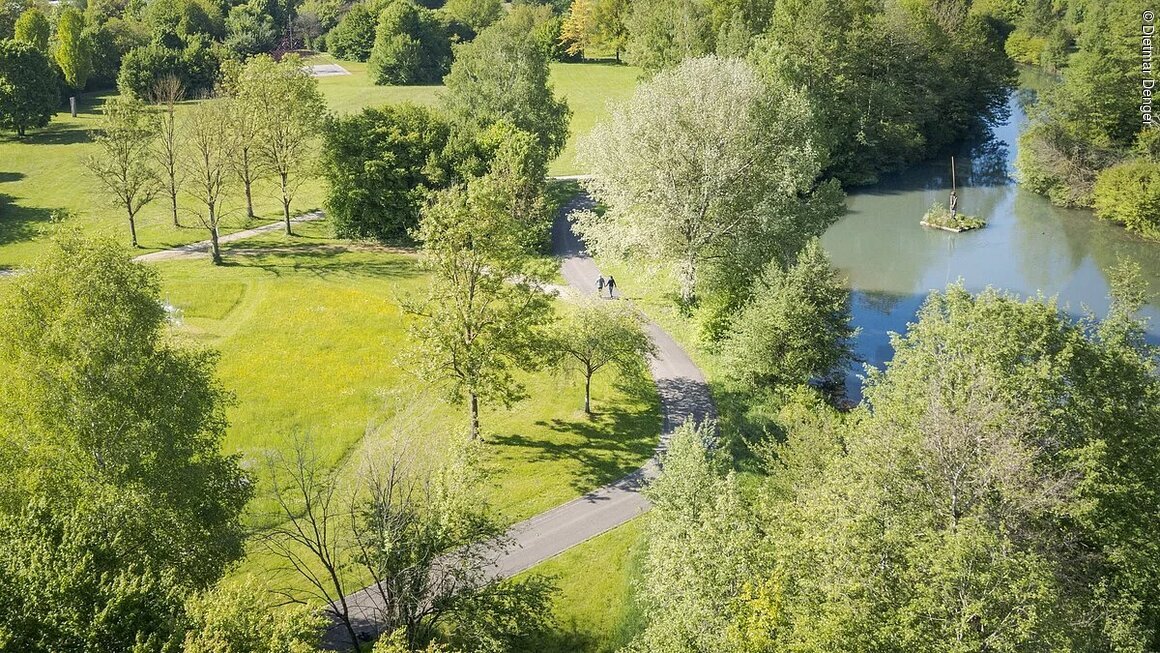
[822,82,1160,398]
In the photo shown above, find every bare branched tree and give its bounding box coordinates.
[182,97,236,265]
[150,75,185,228]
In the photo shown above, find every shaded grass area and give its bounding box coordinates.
[152,231,659,591]
[517,517,648,653]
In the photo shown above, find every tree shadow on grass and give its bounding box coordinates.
[226,246,422,281]
[0,191,54,250]
[489,373,661,494]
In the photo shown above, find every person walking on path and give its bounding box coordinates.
[606,275,616,298]
[596,276,605,294]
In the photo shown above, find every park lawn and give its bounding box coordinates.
[0,93,327,270]
[0,59,637,268]
[518,517,648,653]
[151,229,659,586]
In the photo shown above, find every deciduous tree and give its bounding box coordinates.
[55,7,94,92]
[0,40,58,136]
[151,74,186,228]
[182,97,236,264]
[552,295,656,413]
[576,55,823,306]
[13,7,49,51]
[86,96,161,248]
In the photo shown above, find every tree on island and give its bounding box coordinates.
[553,295,656,414]
[86,96,161,248]
[0,40,59,136]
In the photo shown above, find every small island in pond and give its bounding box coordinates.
[921,202,986,233]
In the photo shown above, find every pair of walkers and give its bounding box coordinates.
[595,275,617,298]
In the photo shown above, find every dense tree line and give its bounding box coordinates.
[1009,0,1160,239]
[634,269,1160,652]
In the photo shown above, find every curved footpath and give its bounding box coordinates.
[327,193,716,647]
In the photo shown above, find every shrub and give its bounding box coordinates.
[326,2,377,60]
[116,41,223,99]
[1093,159,1160,239]
[367,0,451,84]
[1004,28,1046,66]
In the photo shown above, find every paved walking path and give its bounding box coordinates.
[327,192,715,646]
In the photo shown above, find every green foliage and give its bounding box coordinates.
[442,10,571,157]
[0,39,58,136]
[576,55,835,306]
[55,7,94,91]
[442,0,502,32]
[634,280,1160,651]
[12,7,49,51]
[117,41,223,99]
[225,0,278,55]
[326,2,378,60]
[623,0,712,71]
[367,0,452,85]
[86,18,152,89]
[322,103,455,241]
[920,202,986,231]
[1093,158,1160,239]
[0,234,251,588]
[759,0,1015,184]
[85,95,161,248]
[552,295,657,413]
[722,240,854,391]
[404,176,555,437]
[144,0,225,47]
[183,578,324,653]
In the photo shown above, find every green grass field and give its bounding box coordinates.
[0,59,637,268]
[155,222,660,530]
[520,517,648,653]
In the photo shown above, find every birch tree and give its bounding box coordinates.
[575,55,824,306]
[151,74,185,228]
[86,96,160,248]
[182,98,235,265]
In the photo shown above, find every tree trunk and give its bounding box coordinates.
[169,189,180,227]
[282,173,293,235]
[243,172,255,220]
[679,254,697,306]
[209,207,222,265]
[584,372,592,414]
[469,393,480,440]
[127,205,139,248]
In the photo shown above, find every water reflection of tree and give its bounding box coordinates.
[963,137,1010,188]
[857,289,909,315]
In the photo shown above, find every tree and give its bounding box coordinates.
[242,54,327,235]
[722,239,854,391]
[442,0,501,33]
[559,0,596,58]
[224,0,277,55]
[0,234,251,592]
[404,179,554,440]
[86,96,161,248]
[591,0,628,60]
[321,103,454,241]
[182,98,236,264]
[183,578,325,653]
[442,13,571,157]
[552,295,656,413]
[326,2,377,61]
[151,74,185,228]
[55,7,94,92]
[13,7,49,51]
[1093,159,1160,239]
[264,428,554,652]
[367,0,452,85]
[575,55,824,306]
[623,0,713,71]
[0,40,58,136]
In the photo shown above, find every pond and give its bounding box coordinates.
[822,72,1160,400]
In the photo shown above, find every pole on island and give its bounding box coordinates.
[951,156,956,193]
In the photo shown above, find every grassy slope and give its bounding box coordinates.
[0,60,637,268]
[519,517,648,653]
